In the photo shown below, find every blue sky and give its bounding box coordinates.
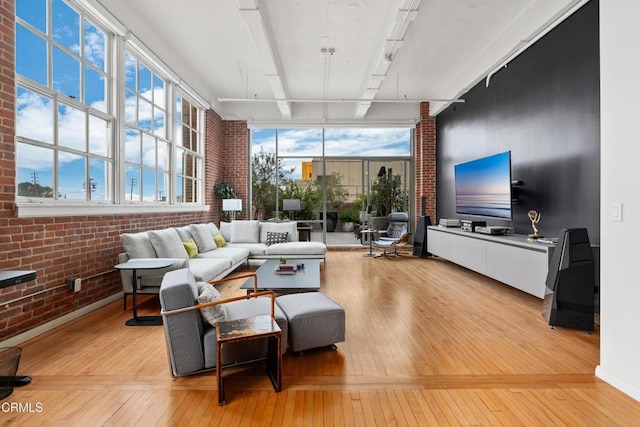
[251,128,412,179]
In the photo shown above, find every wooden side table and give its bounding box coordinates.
[216,314,282,406]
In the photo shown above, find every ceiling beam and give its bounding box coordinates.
[237,0,291,119]
[355,0,421,119]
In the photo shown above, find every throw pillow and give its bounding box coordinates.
[120,232,157,259]
[213,233,227,248]
[198,283,227,325]
[231,220,260,243]
[189,223,217,253]
[148,229,189,259]
[182,238,198,258]
[265,231,288,246]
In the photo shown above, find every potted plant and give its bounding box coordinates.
[214,180,238,221]
[338,210,359,232]
[370,171,407,230]
[317,172,347,232]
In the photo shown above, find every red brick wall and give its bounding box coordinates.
[415,102,437,223]
[220,120,249,219]
[0,0,227,343]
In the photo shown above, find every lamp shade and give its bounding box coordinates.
[222,199,242,211]
[283,199,301,211]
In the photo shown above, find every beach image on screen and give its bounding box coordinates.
[455,152,512,219]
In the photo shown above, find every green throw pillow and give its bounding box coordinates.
[182,238,198,258]
[213,233,226,248]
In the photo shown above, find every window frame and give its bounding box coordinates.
[14,0,209,217]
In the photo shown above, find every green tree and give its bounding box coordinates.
[371,172,405,216]
[18,181,54,198]
[317,171,347,211]
[251,147,294,220]
[281,181,322,221]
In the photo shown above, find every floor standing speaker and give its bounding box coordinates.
[542,228,595,331]
[413,216,432,257]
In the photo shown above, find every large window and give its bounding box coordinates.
[16,0,112,201]
[124,51,169,202]
[249,128,413,242]
[175,93,203,203]
[14,0,205,211]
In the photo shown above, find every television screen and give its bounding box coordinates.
[454,151,512,219]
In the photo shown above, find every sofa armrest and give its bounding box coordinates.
[162,273,275,318]
[119,256,189,293]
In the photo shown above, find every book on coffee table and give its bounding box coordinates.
[275,264,296,275]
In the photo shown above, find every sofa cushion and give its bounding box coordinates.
[183,239,199,258]
[190,223,217,253]
[174,226,193,242]
[197,283,227,325]
[188,258,232,282]
[196,246,250,265]
[219,222,231,242]
[265,231,288,246]
[226,243,268,257]
[231,220,260,243]
[214,233,226,247]
[260,221,298,242]
[206,222,221,237]
[149,229,189,259]
[265,241,327,256]
[121,232,156,259]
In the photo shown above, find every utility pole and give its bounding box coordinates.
[129,178,138,201]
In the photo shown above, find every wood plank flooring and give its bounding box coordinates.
[4,251,640,426]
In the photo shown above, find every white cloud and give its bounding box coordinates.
[251,128,411,158]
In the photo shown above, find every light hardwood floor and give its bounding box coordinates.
[4,251,640,426]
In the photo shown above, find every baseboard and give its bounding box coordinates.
[0,292,123,347]
[596,365,640,403]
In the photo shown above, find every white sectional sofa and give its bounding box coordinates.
[118,221,326,306]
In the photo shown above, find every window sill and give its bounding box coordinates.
[15,202,210,218]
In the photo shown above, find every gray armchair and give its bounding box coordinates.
[377,212,409,242]
[373,232,412,258]
[159,268,287,377]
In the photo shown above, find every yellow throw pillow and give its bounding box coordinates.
[214,233,226,248]
[183,238,199,258]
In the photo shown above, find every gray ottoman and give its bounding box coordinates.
[276,293,345,352]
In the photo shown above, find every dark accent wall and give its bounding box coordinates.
[436,0,600,244]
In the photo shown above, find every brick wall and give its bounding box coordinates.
[220,120,249,219]
[415,102,437,223]
[0,19,226,343]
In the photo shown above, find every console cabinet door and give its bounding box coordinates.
[485,241,548,298]
[427,228,452,259]
[450,234,486,274]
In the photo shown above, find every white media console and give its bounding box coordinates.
[427,226,555,298]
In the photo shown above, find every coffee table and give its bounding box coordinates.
[240,259,321,294]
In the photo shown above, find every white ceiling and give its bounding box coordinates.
[99,0,586,124]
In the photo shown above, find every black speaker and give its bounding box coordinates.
[413,216,432,257]
[542,228,595,331]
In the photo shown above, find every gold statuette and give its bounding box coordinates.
[527,210,543,241]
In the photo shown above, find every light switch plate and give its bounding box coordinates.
[611,202,623,222]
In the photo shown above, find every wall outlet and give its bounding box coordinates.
[68,277,81,292]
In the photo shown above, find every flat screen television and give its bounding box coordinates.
[454,151,512,220]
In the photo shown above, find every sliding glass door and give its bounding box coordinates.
[249,128,412,246]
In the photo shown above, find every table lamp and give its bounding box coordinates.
[222,199,242,221]
[283,199,301,220]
